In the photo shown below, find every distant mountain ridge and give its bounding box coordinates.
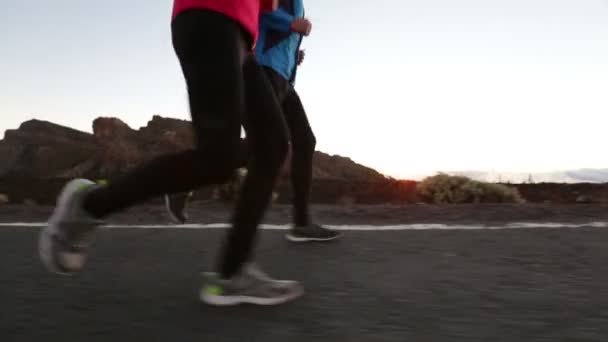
[447,169,608,184]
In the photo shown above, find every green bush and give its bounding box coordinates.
[416,173,524,204]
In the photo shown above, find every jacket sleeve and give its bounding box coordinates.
[260,0,279,12]
[260,8,294,32]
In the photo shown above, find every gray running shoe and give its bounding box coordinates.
[200,263,304,306]
[39,178,102,275]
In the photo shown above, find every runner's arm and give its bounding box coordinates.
[260,8,295,32]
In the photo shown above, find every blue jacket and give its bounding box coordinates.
[255,0,304,85]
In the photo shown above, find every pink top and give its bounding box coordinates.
[172,0,276,46]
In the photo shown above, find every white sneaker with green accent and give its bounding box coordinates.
[39,178,102,275]
[200,263,304,306]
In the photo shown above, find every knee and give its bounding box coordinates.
[308,131,317,152]
[294,129,316,155]
[258,132,290,170]
[280,141,293,175]
[272,134,290,168]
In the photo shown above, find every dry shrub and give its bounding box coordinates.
[416,173,524,204]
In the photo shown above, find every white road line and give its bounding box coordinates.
[0,222,607,230]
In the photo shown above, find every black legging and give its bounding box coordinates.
[264,67,316,227]
[83,9,289,279]
[230,68,316,227]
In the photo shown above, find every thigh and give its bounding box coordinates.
[263,67,291,105]
[241,56,290,153]
[282,86,314,144]
[171,10,248,151]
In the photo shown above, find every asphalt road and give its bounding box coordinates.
[2,225,608,342]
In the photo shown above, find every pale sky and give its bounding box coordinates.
[1,0,608,178]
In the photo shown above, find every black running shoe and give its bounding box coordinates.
[285,223,342,242]
[165,192,193,224]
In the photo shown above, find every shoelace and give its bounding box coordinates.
[244,263,272,281]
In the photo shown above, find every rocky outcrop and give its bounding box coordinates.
[312,152,385,181]
[0,116,389,204]
[0,119,97,179]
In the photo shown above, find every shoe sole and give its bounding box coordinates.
[164,195,186,224]
[200,287,304,306]
[39,179,94,275]
[285,232,343,243]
